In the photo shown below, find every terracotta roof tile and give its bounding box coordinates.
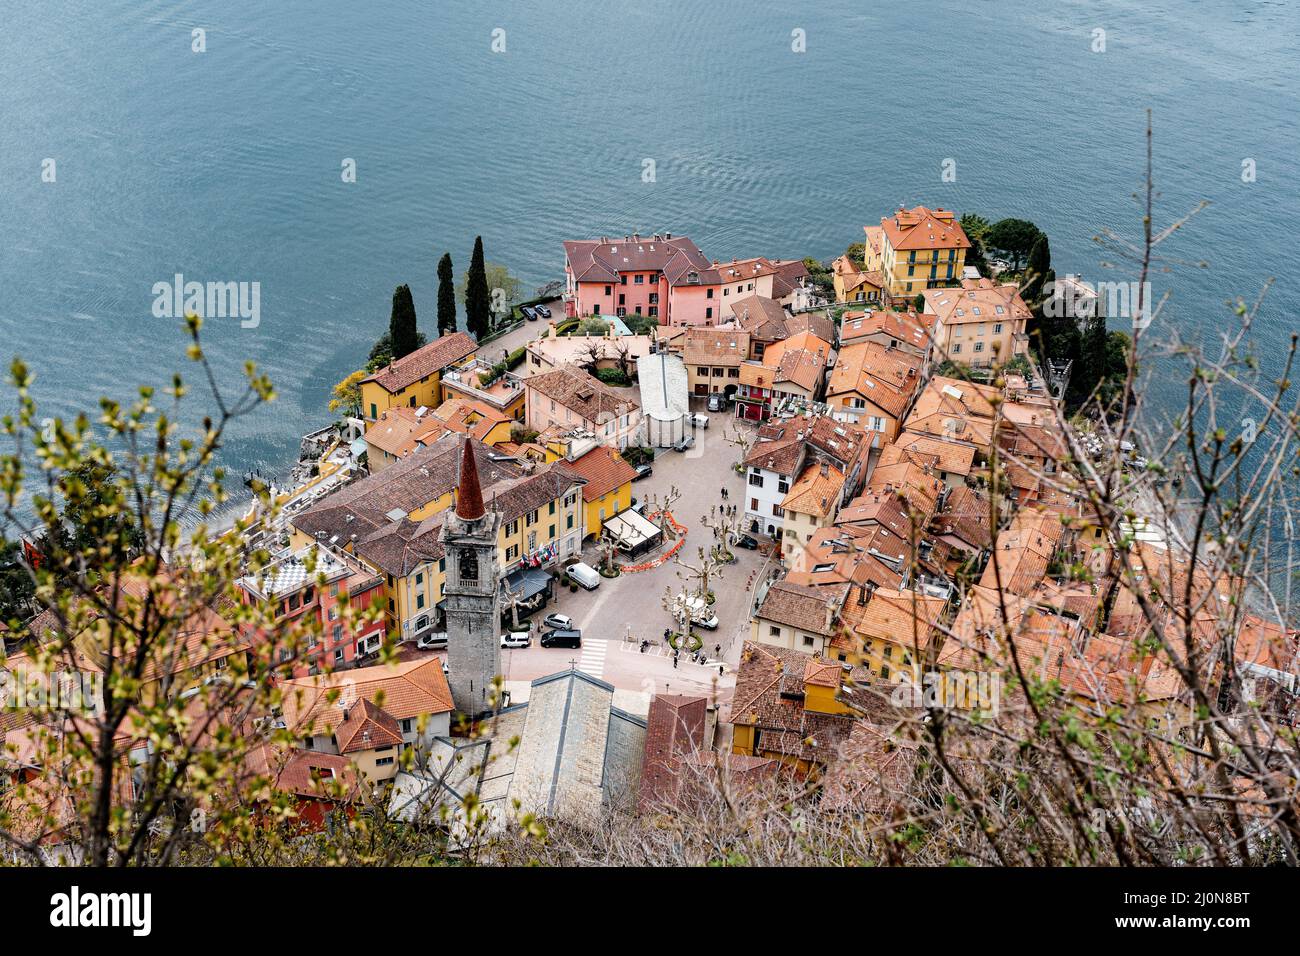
[566,444,638,502]
[876,206,971,253]
[526,366,639,423]
[363,332,477,395]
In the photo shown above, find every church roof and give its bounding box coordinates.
[455,433,486,519]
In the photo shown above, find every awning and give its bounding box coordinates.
[603,508,663,552]
[502,566,552,603]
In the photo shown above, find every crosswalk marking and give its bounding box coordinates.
[610,640,729,673]
[578,639,608,679]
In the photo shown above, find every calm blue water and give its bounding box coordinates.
[2,0,1297,479]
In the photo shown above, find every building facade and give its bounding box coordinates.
[862,206,970,302]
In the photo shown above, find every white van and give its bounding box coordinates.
[692,413,709,430]
[565,561,601,590]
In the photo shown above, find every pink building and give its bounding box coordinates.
[237,546,387,677]
[563,233,807,327]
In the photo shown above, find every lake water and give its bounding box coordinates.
[2,0,1297,481]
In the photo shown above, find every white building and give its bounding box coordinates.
[636,351,690,448]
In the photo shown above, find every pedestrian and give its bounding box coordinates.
[718,665,724,676]
[714,644,721,657]
[673,653,679,670]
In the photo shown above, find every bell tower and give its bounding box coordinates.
[441,436,502,721]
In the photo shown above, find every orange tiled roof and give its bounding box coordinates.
[281,657,453,739]
[781,461,846,519]
[923,278,1030,327]
[566,444,638,502]
[364,406,448,460]
[752,330,833,393]
[363,332,477,395]
[826,341,922,419]
[683,327,750,367]
[845,587,947,654]
[839,309,934,350]
[432,396,511,442]
[876,206,971,253]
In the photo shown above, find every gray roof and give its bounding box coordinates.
[386,670,646,835]
[636,353,689,422]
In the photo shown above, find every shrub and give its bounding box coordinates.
[595,368,632,387]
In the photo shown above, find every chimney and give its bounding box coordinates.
[455,434,486,520]
[819,460,829,478]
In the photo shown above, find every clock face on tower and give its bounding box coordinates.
[459,548,479,583]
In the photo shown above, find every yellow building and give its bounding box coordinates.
[431,397,514,447]
[831,254,884,305]
[863,206,970,303]
[836,586,948,681]
[359,331,477,421]
[291,434,586,641]
[730,641,860,773]
[562,444,639,539]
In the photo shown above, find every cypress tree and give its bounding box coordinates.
[1021,234,1052,306]
[1071,310,1109,407]
[465,236,490,341]
[437,253,457,336]
[389,284,419,360]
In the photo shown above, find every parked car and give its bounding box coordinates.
[707,393,724,412]
[534,303,552,318]
[673,435,694,452]
[693,614,720,630]
[417,631,448,649]
[565,561,601,590]
[500,630,531,649]
[734,534,760,550]
[540,628,582,648]
[521,305,538,321]
[692,413,709,430]
[633,463,653,481]
[543,613,573,630]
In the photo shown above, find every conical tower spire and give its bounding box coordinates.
[455,434,485,520]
